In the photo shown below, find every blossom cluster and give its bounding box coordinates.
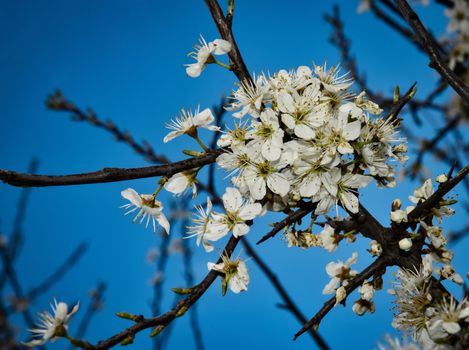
[217,64,406,217]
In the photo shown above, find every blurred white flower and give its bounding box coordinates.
[24,299,79,347]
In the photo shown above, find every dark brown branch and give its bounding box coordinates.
[47,91,169,164]
[404,165,469,225]
[241,237,330,350]
[293,256,389,340]
[256,203,316,245]
[387,82,417,123]
[0,150,223,188]
[91,236,239,350]
[204,0,252,84]
[394,0,469,104]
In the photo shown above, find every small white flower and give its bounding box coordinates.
[121,188,170,234]
[369,240,382,256]
[436,174,448,183]
[391,210,408,224]
[246,108,284,161]
[208,254,249,295]
[243,159,290,200]
[227,75,269,118]
[398,238,412,251]
[186,198,215,252]
[426,297,469,341]
[164,171,198,198]
[317,224,338,252]
[163,107,219,143]
[352,299,375,316]
[208,187,262,239]
[24,299,79,347]
[358,282,375,301]
[435,264,463,285]
[322,252,358,295]
[314,64,353,93]
[185,35,231,78]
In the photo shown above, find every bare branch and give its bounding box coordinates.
[91,236,239,350]
[394,0,469,104]
[0,150,223,188]
[47,91,169,164]
[293,256,389,340]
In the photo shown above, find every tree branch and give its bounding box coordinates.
[0,150,223,188]
[394,0,469,104]
[293,256,389,340]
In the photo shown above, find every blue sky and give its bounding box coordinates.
[0,1,466,349]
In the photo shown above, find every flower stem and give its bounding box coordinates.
[65,335,92,349]
[193,134,209,152]
[153,178,167,197]
[214,59,232,71]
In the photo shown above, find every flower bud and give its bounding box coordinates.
[391,199,402,211]
[369,240,382,257]
[436,174,448,183]
[334,286,347,307]
[398,238,412,251]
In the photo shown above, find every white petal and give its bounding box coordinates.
[340,191,359,213]
[277,92,295,113]
[233,223,250,237]
[442,321,460,334]
[164,173,189,194]
[222,187,243,212]
[248,177,266,200]
[294,124,315,140]
[156,213,170,234]
[121,188,142,207]
[193,108,214,127]
[261,141,282,161]
[299,176,321,197]
[211,39,232,55]
[322,277,339,295]
[186,63,203,78]
[343,120,362,140]
[239,203,262,220]
[267,173,290,197]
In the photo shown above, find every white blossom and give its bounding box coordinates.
[163,107,219,143]
[208,187,262,239]
[322,252,358,295]
[164,171,198,198]
[318,224,338,252]
[208,254,249,295]
[24,299,79,347]
[369,240,382,257]
[185,35,231,78]
[121,188,170,234]
[426,297,469,341]
[186,198,215,252]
